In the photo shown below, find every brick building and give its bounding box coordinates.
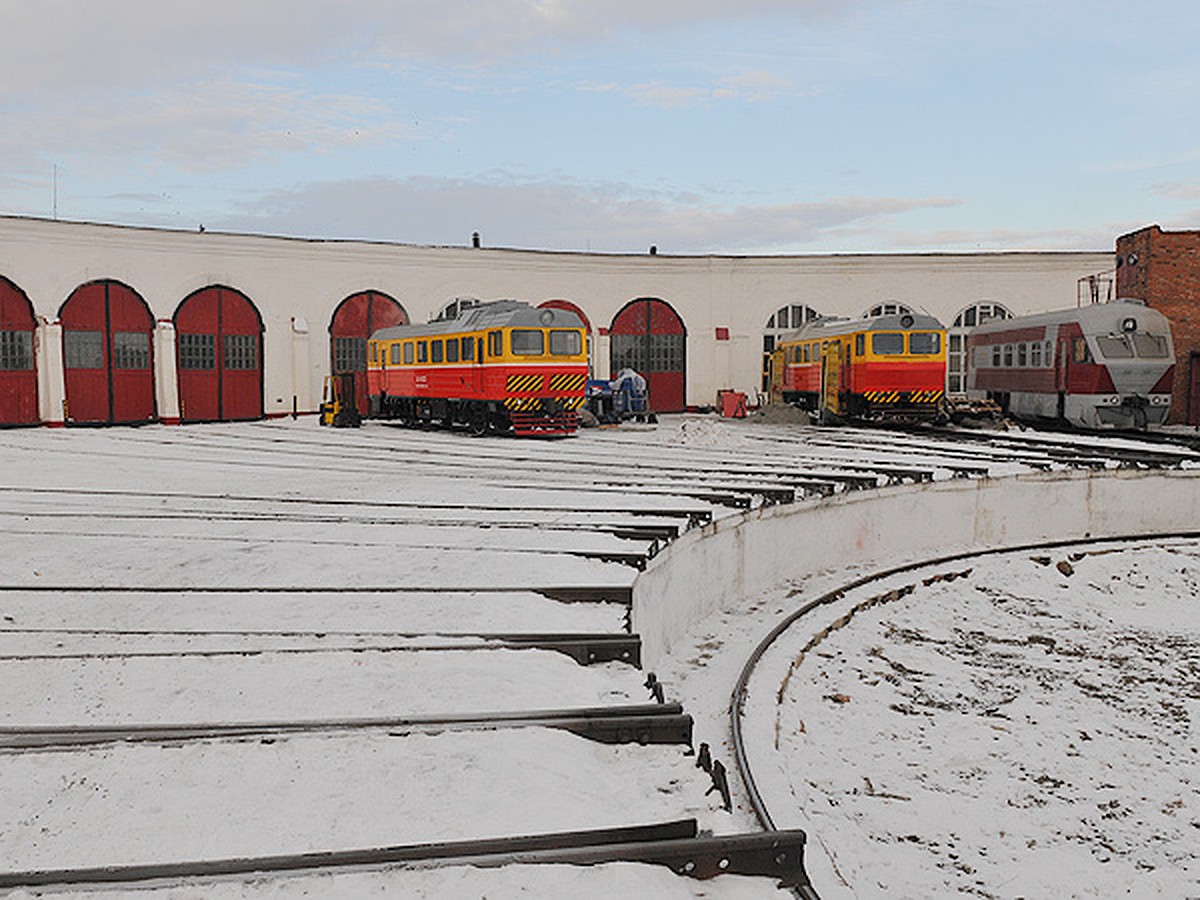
[1116,225,1200,424]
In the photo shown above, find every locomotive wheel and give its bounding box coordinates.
[468,406,489,437]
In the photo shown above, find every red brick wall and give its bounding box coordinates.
[1115,225,1200,424]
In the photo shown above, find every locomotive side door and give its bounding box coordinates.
[821,338,842,419]
[1054,327,1068,419]
[473,336,485,395]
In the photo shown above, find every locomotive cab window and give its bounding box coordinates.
[908,332,941,355]
[549,329,582,356]
[1096,336,1133,359]
[812,343,821,362]
[1044,341,1053,366]
[855,334,865,356]
[872,332,904,355]
[461,336,475,361]
[403,342,414,365]
[487,330,502,358]
[802,345,810,364]
[1132,333,1169,358]
[369,342,378,365]
[1072,337,1092,364]
[511,329,544,356]
[431,340,444,363]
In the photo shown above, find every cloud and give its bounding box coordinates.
[209,173,956,253]
[0,78,416,174]
[0,1,865,96]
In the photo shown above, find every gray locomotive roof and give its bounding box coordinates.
[968,298,1170,337]
[371,300,585,340]
[778,312,944,343]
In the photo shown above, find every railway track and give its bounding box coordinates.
[1,417,1196,896]
[726,533,1200,898]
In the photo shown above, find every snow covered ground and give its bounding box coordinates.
[1,417,1196,897]
[733,540,1200,899]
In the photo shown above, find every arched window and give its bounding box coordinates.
[762,304,822,392]
[948,302,1013,395]
[864,301,913,318]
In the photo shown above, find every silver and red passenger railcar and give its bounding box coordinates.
[966,299,1174,429]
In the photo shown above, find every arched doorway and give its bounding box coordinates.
[60,280,156,425]
[329,291,408,414]
[174,286,264,422]
[762,304,822,392]
[0,276,38,426]
[539,299,594,371]
[949,302,1011,395]
[610,297,687,413]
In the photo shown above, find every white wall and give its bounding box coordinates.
[632,470,1200,666]
[0,215,1111,420]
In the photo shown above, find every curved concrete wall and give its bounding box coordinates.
[633,470,1200,666]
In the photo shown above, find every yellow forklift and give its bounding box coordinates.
[319,373,362,428]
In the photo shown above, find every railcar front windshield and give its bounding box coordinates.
[1096,336,1134,359]
[549,329,582,356]
[908,332,942,354]
[1132,333,1170,357]
[872,332,905,355]
[510,329,545,356]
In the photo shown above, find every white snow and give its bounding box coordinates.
[1,417,1196,897]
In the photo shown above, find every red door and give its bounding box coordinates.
[175,286,263,422]
[329,291,407,414]
[609,298,687,412]
[60,281,155,425]
[0,277,38,425]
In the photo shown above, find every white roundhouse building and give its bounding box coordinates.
[0,214,1110,427]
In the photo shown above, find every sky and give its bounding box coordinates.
[1,1,1199,255]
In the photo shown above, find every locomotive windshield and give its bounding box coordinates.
[1132,333,1169,357]
[909,332,942,354]
[550,329,582,356]
[872,333,904,355]
[1096,336,1134,359]
[510,329,544,355]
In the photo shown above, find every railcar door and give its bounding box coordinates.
[821,339,842,419]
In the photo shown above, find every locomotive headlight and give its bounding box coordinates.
[1121,317,1137,332]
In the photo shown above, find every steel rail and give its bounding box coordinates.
[729,529,1200,900]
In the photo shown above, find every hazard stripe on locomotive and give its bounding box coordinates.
[770,312,948,424]
[367,300,589,437]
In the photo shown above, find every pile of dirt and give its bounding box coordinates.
[748,403,810,424]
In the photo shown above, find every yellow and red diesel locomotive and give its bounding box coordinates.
[366,300,589,436]
[771,312,947,423]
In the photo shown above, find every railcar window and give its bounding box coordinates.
[872,333,904,355]
[369,343,378,365]
[1072,337,1092,363]
[1132,333,1170,357]
[417,341,428,363]
[388,343,400,365]
[487,331,502,358]
[1031,342,1042,367]
[1003,345,1014,367]
[1096,336,1133,359]
[431,340,443,363]
[1017,343,1027,367]
[403,342,414,365]
[511,329,545,356]
[855,334,865,356]
[991,345,1001,367]
[802,344,809,363]
[446,338,459,363]
[908,332,941,354]
[549,329,581,356]
[461,336,475,361]
[1044,341,1053,366]
[813,343,821,362]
